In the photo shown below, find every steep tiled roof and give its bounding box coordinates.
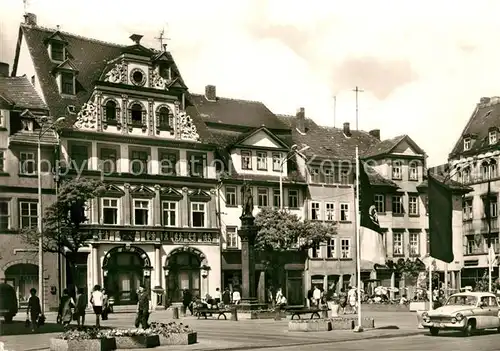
[189,94,289,131]
[276,115,380,160]
[363,135,405,158]
[449,97,500,158]
[365,165,398,187]
[9,129,58,145]
[0,76,47,110]
[416,164,472,192]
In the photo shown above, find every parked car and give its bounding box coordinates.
[421,291,500,336]
[0,283,18,322]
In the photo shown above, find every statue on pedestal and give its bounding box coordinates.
[241,182,254,217]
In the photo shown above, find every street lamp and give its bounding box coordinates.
[38,116,65,314]
[279,144,310,210]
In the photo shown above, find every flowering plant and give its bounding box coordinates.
[101,328,155,337]
[59,326,112,340]
[148,322,193,336]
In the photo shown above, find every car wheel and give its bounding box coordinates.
[4,314,13,323]
[497,327,500,333]
[462,321,474,337]
[430,327,439,336]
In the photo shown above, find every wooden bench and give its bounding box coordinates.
[286,308,324,320]
[195,307,232,320]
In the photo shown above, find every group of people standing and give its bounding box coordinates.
[306,285,359,314]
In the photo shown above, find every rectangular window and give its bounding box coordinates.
[341,239,351,258]
[408,195,419,215]
[325,202,335,221]
[393,232,403,256]
[100,148,117,173]
[310,167,321,183]
[392,161,402,180]
[324,168,335,184]
[273,189,281,208]
[130,150,149,174]
[490,131,498,145]
[464,138,471,151]
[257,152,267,170]
[485,197,498,218]
[466,237,476,255]
[70,145,88,170]
[102,198,118,225]
[241,150,252,170]
[340,170,349,184]
[340,203,350,221]
[392,195,404,214]
[226,227,238,249]
[191,202,206,227]
[409,163,418,180]
[160,152,177,175]
[288,189,299,208]
[61,72,74,95]
[327,239,336,258]
[188,153,205,178]
[0,200,9,230]
[374,194,385,213]
[272,153,281,172]
[20,201,38,228]
[133,199,150,226]
[20,152,36,175]
[311,244,321,258]
[257,188,268,207]
[409,232,419,256]
[225,186,237,206]
[162,201,177,226]
[51,42,65,61]
[0,150,4,172]
[311,201,320,220]
[463,199,473,220]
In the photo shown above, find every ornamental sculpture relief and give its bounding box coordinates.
[150,69,168,90]
[74,100,98,130]
[104,62,127,84]
[178,112,200,141]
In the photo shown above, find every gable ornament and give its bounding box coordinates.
[74,101,98,130]
[178,112,199,141]
[104,62,128,84]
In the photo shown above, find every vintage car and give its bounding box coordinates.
[421,292,500,336]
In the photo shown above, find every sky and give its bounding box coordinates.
[1,0,500,166]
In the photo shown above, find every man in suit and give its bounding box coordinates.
[135,286,152,329]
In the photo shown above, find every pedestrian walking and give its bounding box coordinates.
[58,289,75,327]
[222,287,231,307]
[135,285,152,329]
[182,289,193,315]
[232,289,241,304]
[74,287,86,326]
[26,288,41,332]
[90,285,104,327]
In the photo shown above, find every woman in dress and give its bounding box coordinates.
[58,289,75,327]
[74,287,86,326]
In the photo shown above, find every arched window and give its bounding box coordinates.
[105,100,117,122]
[463,167,471,183]
[490,160,497,179]
[157,106,173,130]
[130,103,143,125]
[481,161,490,180]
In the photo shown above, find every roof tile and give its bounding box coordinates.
[0,76,47,110]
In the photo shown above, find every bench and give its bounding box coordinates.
[286,308,324,320]
[195,308,232,320]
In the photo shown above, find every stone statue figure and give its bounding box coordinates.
[241,182,254,217]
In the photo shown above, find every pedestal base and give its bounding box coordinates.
[236,299,268,311]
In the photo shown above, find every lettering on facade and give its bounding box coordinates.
[89,229,217,244]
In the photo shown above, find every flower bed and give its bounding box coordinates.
[149,322,197,346]
[361,303,409,312]
[103,329,160,349]
[50,327,116,351]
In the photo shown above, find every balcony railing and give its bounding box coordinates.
[79,225,220,244]
[463,218,499,235]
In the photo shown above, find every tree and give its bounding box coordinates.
[254,208,336,288]
[20,177,106,284]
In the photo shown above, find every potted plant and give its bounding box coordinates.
[50,327,116,351]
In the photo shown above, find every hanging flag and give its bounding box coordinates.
[359,160,385,265]
[428,171,454,263]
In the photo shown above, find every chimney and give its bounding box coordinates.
[0,62,9,77]
[129,34,143,45]
[343,122,351,136]
[23,13,37,26]
[205,85,216,101]
[369,129,380,140]
[480,97,491,104]
[296,107,305,133]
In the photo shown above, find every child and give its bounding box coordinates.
[26,288,41,332]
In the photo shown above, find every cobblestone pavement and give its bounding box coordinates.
[0,310,424,351]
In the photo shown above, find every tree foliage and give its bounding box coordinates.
[21,177,106,260]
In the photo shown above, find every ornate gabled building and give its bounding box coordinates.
[0,61,59,311]
[12,14,221,306]
[448,96,500,288]
[189,86,308,304]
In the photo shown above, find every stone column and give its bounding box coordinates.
[124,183,131,226]
[450,270,456,293]
[338,275,344,293]
[154,185,161,226]
[92,244,99,287]
[155,245,162,287]
[239,214,257,302]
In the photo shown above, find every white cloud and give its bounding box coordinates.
[3,0,500,165]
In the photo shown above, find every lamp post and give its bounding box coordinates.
[279,144,310,210]
[38,116,65,314]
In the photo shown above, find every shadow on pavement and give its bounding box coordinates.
[0,320,64,336]
[375,326,400,330]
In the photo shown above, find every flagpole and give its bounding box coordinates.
[354,145,363,332]
[488,179,492,293]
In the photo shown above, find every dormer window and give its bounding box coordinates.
[490,131,497,145]
[159,65,171,80]
[50,42,65,62]
[464,138,471,151]
[60,72,75,95]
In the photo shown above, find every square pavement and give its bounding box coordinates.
[0,310,424,351]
